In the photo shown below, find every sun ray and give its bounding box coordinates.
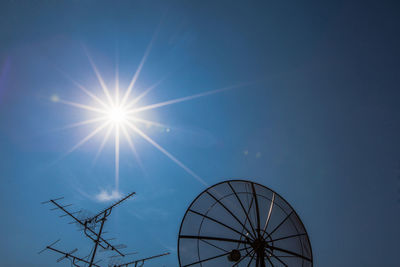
[127,84,240,114]
[115,124,120,189]
[73,81,110,110]
[120,36,155,106]
[85,50,115,106]
[93,124,114,165]
[66,121,110,156]
[47,117,107,134]
[59,69,109,109]
[61,116,108,130]
[58,99,107,114]
[127,117,169,129]
[124,77,165,110]
[125,121,207,186]
[115,50,119,106]
[120,124,144,170]
[55,44,247,192]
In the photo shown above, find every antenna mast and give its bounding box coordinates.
[40,191,169,266]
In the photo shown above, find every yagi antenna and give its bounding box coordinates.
[88,192,136,223]
[39,240,101,267]
[115,252,171,267]
[38,239,60,254]
[40,191,170,266]
[41,197,64,204]
[109,252,138,259]
[57,248,78,262]
[50,203,73,211]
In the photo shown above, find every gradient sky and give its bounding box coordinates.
[0,1,399,266]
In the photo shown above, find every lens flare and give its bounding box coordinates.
[107,107,127,124]
[55,45,245,192]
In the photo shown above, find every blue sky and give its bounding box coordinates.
[0,1,399,266]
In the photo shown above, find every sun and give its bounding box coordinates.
[107,106,128,125]
[55,43,244,192]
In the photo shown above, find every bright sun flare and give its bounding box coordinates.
[55,43,243,193]
[107,107,127,124]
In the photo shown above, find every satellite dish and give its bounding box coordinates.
[178,180,313,266]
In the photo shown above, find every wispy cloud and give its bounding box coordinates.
[95,189,122,202]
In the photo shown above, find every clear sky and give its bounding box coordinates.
[0,1,399,266]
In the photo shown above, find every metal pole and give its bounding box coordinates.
[89,213,107,267]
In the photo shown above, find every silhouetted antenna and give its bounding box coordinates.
[50,203,73,211]
[178,180,313,267]
[89,192,136,223]
[60,209,81,218]
[38,239,60,254]
[46,197,124,256]
[56,248,78,262]
[38,240,101,267]
[109,252,138,259]
[41,191,170,266]
[41,196,64,204]
[115,252,171,267]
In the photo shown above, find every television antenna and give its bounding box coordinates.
[178,180,313,266]
[39,192,170,266]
